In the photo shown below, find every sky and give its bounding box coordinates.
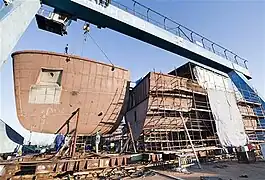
[0,0,265,140]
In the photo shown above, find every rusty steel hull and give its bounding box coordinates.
[12,50,130,135]
[126,72,206,139]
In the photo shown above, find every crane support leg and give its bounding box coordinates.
[0,0,41,69]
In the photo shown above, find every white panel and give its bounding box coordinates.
[29,86,61,104]
[35,93,46,103]
[54,89,61,103]
[45,94,54,103]
[46,87,56,95]
[29,69,62,104]
[28,88,36,103]
[37,87,46,95]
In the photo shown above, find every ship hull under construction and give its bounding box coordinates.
[125,71,220,152]
[125,62,265,152]
[12,50,130,135]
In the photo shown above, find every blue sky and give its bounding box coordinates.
[0,0,264,138]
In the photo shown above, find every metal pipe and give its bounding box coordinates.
[224,49,228,59]
[244,59,248,69]
[71,108,80,157]
[132,0,166,20]
[164,17,167,29]
[176,27,180,37]
[176,28,180,36]
[179,28,191,41]
[147,8,150,22]
[190,32,194,42]
[211,43,215,53]
[201,38,205,48]
[55,109,79,134]
[133,1,136,15]
[234,55,239,64]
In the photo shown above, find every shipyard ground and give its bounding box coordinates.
[132,161,265,180]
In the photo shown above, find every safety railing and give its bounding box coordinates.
[110,0,248,69]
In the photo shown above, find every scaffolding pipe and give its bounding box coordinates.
[179,112,202,169]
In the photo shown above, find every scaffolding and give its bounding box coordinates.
[75,120,128,153]
[127,62,265,155]
[233,84,265,144]
[72,63,265,155]
[133,66,221,153]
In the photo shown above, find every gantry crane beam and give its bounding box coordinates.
[0,0,251,79]
[42,0,251,78]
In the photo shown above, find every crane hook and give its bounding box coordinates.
[83,23,90,34]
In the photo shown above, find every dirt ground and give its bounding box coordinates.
[133,161,265,180]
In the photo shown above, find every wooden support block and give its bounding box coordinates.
[99,158,110,168]
[68,161,76,171]
[86,159,100,168]
[117,157,123,166]
[79,160,86,171]
[110,158,117,167]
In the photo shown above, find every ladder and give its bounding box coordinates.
[179,112,202,169]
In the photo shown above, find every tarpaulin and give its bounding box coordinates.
[193,66,248,147]
[0,119,22,153]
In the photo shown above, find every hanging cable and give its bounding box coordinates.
[81,22,115,70]
[81,33,88,56]
[87,33,115,70]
